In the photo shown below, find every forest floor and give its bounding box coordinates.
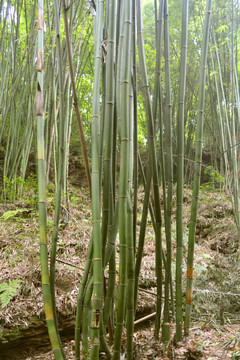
[0,182,239,360]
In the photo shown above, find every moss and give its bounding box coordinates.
[0,316,44,344]
[0,326,22,343]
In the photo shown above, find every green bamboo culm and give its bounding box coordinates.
[184,0,212,336]
[90,0,104,358]
[152,0,164,130]
[132,0,138,255]
[210,33,239,243]
[230,1,240,242]
[49,1,67,357]
[101,0,117,261]
[126,196,135,360]
[162,0,173,343]
[75,239,93,360]
[113,1,132,359]
[134,160,151,312]
[136,0,163,339]
[36,1,64,359]
[82,278,93,359]
[126,58,135,358]
[1,0,37,187]
[62,0,92,196]
[175,0,189,343]
[102,202,119,341]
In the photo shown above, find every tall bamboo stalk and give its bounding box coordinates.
[113,1,132,358]
[175,0,189,343]
[136,0,162,339]
[101,0,117,259]
[230,2,240,240]
[152,0,164,130]
[126,66,135,360]
[90,0,104,358]
[49,1,67,357]
[185,0,212,336]
[132,0,138,254]
[36,0,64,358]
[211,32,239,240]
[162,0,173,342]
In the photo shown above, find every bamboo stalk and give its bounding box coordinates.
[136,0,163,339]
[113,1,132,358]
[75,240,93,360]
[185,0,212,336]
[62,0,92,196]
[101,0,117,259]
[36,0,64,358]
[90,1,104,358]
[175,0,189,343]
[162,0,173,343]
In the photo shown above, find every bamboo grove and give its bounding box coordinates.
[0,0,240,359]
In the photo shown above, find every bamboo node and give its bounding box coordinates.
[118,244,127,249]
[92,337,100,345]
[94,309,100,327]
[115,322,124,326]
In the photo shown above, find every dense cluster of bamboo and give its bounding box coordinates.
[36,0,213,358]
[0,0,92,197]
[1,0,239,359]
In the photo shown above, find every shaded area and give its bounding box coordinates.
[0,316,74,360]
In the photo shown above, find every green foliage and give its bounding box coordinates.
[0,279,22,309]
[2,175,37,206]
[0,208,32,221]
[201,166,225,190]
[216,24,229,34]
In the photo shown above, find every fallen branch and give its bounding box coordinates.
[134,312,156,326]
[48,256,85,272]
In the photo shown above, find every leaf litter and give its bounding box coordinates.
[0,186,239,359]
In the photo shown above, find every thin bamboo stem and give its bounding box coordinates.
[185,0,212,336]
[175,0,189,343]
[36,0,64,358]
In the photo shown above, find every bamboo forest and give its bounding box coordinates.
[0,0,240,359]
